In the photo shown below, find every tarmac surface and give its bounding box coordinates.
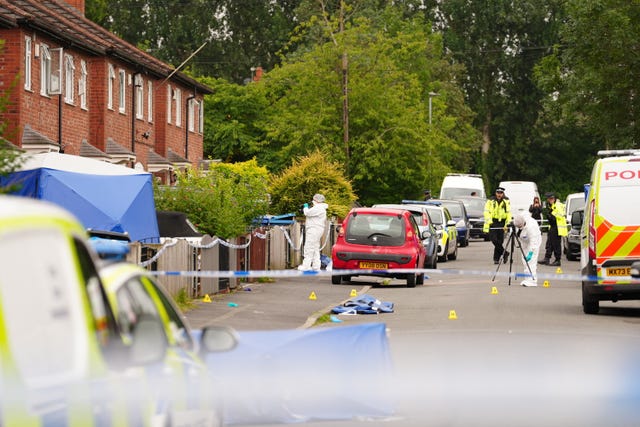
[183,275,371,331]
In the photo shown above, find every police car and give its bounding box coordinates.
[0,195,167,425]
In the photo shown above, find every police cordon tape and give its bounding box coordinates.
[151,267,606,283]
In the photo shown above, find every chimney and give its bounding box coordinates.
[64,0,85,15]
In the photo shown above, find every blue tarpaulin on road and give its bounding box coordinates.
[198,323,395,424]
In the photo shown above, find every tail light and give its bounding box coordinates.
[588,198,596,260]
[337,224,345,237]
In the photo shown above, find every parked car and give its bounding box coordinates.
[98,260,239,426]
[331,207,429,287]
[431,199,471,247]
[456,195,488,241]
[372,203,438,269]
[563,208,583,261]
[0,195,170,425]
[401,200,458,262]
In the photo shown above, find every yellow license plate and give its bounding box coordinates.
[359,261,388,269]
[606,267,631,276]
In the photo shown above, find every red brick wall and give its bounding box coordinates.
[0,26,205,170]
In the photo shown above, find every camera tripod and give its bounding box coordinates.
[491,223,535,286]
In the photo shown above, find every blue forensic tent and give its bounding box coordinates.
[197,323,395,425]
[0,153,159,242]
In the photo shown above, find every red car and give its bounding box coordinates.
[331,207,429,287]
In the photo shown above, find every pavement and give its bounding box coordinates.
[183,275,372,331]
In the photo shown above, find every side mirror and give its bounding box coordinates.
[421,229,431,240]
[447,220,457,227]
[200,325,238,354]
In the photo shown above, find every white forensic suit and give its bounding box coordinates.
[298,200,328,271]
[515,213,542,287]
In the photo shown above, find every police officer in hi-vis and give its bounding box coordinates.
[483,186,512,264]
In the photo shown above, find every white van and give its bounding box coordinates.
[564,192,586,223]
[580,150,640,314]
[439,173,486,199]
[498,181,540,215]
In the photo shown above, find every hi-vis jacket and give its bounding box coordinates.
[548,200,568,237]
[483,198,512,232]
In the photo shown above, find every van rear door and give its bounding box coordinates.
[590,158,640,283]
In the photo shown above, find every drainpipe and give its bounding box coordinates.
[58,94,63,152]
[185,93,196,159]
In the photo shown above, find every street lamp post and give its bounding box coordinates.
[428,91,439,125]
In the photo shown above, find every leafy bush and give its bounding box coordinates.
[269,151,357,219]
[154,159,270,238]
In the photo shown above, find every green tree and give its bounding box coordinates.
[154,159,270,238]
[256,8,479,205]
[269,151,357,219]
[438,0,566,185]
[199,76,267,162]
[537,0,640,150]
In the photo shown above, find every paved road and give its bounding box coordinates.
[184,237,640,427]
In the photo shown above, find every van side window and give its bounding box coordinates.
[73,238,120,347]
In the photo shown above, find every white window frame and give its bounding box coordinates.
[49,48,63,95]
[79,60,87,110]
[198,100,204,134]
[40,44,51,96]
[188,97,195,132]
[24,36,32,91]
[118,69,126,113]
[135,74,143,119]
[64,54,75,104]
[107,64,115,110]
[147,80,153,122]
[167,85,172,124]
[175,88,182,127]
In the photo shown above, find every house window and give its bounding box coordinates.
[175,88,182,127]
[198,100,204,134]
[167,85,172,124]
[40,44,51,96]
[24,37,32,91]
[107,64,115,110]
[64,54,75,104]
[135,74,143,119]
[118,69,126,113]
[147,81,153,122]
[79,60,87,110]
[188,97,195,132]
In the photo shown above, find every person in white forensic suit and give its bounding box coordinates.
[298,193,328,271]
[513,212,542,287]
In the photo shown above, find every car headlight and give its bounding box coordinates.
[456,219,465,228]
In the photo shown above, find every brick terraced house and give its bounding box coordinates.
[0,0,212,182]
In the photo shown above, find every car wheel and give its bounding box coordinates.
[438,241,448,262]
[331,274,342,285]
[582,282,599,314]
[417,262,424,285]
[448,244,458,261]
[406,272,416,288]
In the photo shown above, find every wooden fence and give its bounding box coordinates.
[128,221,337,299]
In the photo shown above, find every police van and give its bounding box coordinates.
[580,150,640,314]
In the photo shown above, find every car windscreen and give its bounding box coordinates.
[442,202,463,217]
[426,207,444,226]
[346,213,405,246]
[458,198,485,216]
